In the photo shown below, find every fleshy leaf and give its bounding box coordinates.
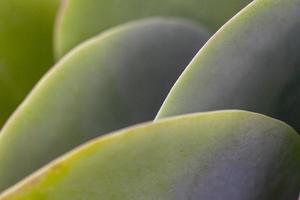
[0,111,299,199]
[156,0,300,132]
[0,17,209,192]
[54,0,252,57]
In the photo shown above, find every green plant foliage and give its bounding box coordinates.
[0,0,60,128]
[0,18,209,192]
[156,0,300,132]
[0,0,299,199]
[0,111,299,200]
[54,0,252,58]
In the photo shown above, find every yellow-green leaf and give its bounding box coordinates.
[0,0,60,128]
[0,111,299,199]
[0,18,209,192]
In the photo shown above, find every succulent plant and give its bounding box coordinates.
[0,0,299,199]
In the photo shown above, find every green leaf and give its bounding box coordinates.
[0,0,60,128]
[156,0,300,132]
[0,110,299,199]
[0,17,209,192]
[54,0,252,58]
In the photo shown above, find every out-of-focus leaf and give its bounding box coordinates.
[0,110,299,199]
[0,18,209,192]
[156,0,300,132]
[0,0,60,128]
[54,0,252,57]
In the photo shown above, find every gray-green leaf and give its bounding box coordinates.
[156,0,300,132]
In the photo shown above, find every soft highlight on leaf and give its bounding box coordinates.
[0,17,209,192]
[0,111,299,200]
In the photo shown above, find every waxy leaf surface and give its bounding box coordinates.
[0,18,209,192]
[0,111,299,200]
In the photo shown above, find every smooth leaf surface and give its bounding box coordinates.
[0,18,209,192]
[54,0,252,57]
[0,0,59,128]
[0,110,299,199]
[156,0,300,132]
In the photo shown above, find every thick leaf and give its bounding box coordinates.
[156,0,300,132]
[0,0,60,128]
[0,110,299,199]
[54,0,252,57]
[0,18,209,192]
